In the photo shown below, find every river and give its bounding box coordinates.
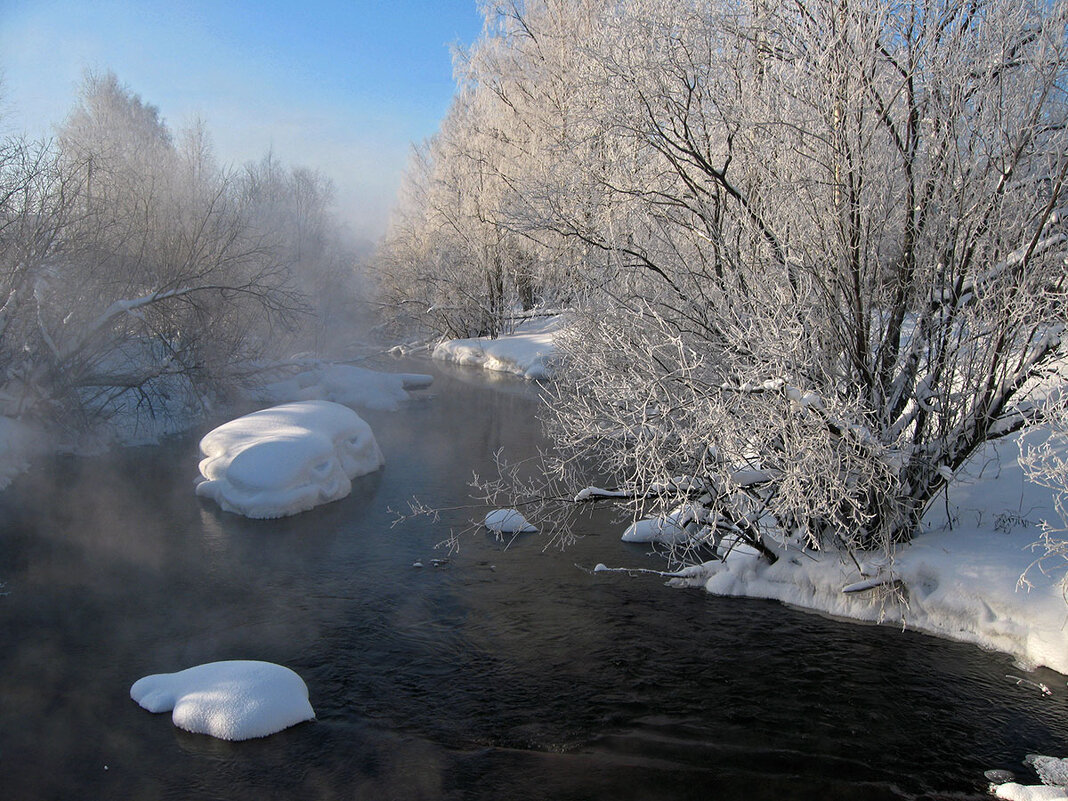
[1,361,1066,800]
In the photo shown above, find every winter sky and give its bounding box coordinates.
[0,0,483,242]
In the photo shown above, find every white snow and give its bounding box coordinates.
[990,754,1068,799]
[484,508,538,533]
[433,316,559,380]
[993,783,1068,800]
[252,362,433,411]
[130,660,314,741]
[195,400,384,519]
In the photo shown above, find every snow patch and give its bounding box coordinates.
[130,660,314,741]
[484,508,537,533]
[195,400,383,519]
[993,784,1068,801]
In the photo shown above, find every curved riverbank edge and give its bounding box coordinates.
[661,437,1068,676]
[431,316,559,380]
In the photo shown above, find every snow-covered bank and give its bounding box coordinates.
[432,316,560,380]
[249,361,433,411]
[649,438,1068,675]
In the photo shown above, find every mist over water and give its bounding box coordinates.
[1,361,1067,800]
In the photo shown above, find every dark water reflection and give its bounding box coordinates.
[2,362,1067,800]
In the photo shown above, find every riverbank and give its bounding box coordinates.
[430,315,559,380]
[665,437,1068,674]
[434,321,1068,676]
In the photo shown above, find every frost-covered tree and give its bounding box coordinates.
[373,27,570,341]
[0,133,87,417]
[238,152,364,355]
[0,71,365,437]
[1022,389,1068,591]
[401,0,1068,565]
[24,71,301,429]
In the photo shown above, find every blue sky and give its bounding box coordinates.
[0,0,483,241]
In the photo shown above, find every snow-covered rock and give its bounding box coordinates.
[433,316,559,380]
[484,508,537,533]
[195,400,384,519]
[130,660,314,741]
[621,505,699,545]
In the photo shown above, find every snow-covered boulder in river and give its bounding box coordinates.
[131,660,314,741]
[195,400,383,518]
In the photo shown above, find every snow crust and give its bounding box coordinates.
[484,508,537,533]
[643,437,1068,675]
[195,400,383,519]
[252,363,433,411]
[433,316,559,380]
[130,660,314,741]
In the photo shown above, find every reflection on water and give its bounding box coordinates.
[1,361,1067,800]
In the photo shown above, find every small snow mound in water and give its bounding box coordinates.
[130,660,315,741]
[620,505,697,544]
[483,508,537,533]
[195,400,383,519]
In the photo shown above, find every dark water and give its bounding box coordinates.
[2,363,1067,801]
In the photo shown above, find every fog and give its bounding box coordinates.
[0,70,378,461]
